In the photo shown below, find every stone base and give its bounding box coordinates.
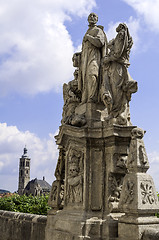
[45,210,103,240]
[118,216,159,240]
[45,210,122,240]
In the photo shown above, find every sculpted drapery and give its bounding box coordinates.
[62,15,137,127]
[78,13,106,103]
[101,23,137,125]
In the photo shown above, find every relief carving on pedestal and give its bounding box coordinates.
[50,184,57,202]
[123,179,134,204]
[139,145,148,166]
[48,180,64,209]
[48,148,65,209]
[59,183,64,206]
[140,182,155,205]
[116,154,128,172]
[66,148,84,204]
[128,140,136,167]
[108,173,124,212]
[109,174,123,203]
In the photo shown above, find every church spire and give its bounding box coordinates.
[22,145,28,158]
[18,146,31,195]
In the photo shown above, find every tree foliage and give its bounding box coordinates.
[0,194,51,215]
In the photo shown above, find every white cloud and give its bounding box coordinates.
[148,151,159,164]
[0,123,58,192]
[106,16,140,52]
[147,151,159,192]
[123,0,159,33]
[0,0,96,96]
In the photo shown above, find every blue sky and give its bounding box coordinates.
[0,0,159,192]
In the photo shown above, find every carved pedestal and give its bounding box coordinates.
[45,123,134,240]
[118,128,159,240]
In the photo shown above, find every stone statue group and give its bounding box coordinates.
[62,13,138,127]
[46,13,159,240]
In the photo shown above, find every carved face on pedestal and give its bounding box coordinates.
[87,12,98,26]
[68,163,79,178]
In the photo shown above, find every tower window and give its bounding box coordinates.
[21,170,23,176]
[26,161,30,167]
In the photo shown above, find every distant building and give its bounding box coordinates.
[24,177,51,196]
[18,146,30,195]
[18,147,51,196]
[0,189,10,194]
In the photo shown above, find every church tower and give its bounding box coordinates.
[18,147,30,195]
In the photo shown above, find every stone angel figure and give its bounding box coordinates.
[101,23,138,125]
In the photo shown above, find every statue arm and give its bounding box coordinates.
[102,55,117,65]
[85,30,105,48]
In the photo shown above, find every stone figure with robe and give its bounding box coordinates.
[78,12,107,103]
[61,15,137,127]
[101,23,137,125]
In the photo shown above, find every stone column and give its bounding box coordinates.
[118,128,159,240]
[45,122,134,240]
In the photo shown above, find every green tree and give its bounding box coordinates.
[0,194,51,215]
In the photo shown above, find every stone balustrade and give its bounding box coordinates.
[0,210,47,240]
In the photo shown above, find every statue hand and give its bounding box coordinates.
[102,92,113,110]
[102,56,110,65]
[83,34,89,42]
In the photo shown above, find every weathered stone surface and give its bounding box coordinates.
[119,172,159,214]
[118,127,159,240]
[45,12,159,240]
[142,228,159,240]
[46,123,133,240]
[118,223,159,240]
[0,210,47,240]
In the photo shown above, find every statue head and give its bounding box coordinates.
[72,52,81,67]
[88,13,98,26]
[116,23,133,56]
[116,23,127,32]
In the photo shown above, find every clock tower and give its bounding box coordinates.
[18,147,30,195]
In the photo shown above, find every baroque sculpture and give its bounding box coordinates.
[45,13,159,240]
[79,12,106,103]
[61,14,137,127]
[101,23,137,125]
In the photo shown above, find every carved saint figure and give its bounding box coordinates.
[101,23,137,125]
[62,64,81,125]
[79,13,106,103]
[62,52,86,127]
[67,149,83,203]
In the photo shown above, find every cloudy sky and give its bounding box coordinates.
[0,0,159,192]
